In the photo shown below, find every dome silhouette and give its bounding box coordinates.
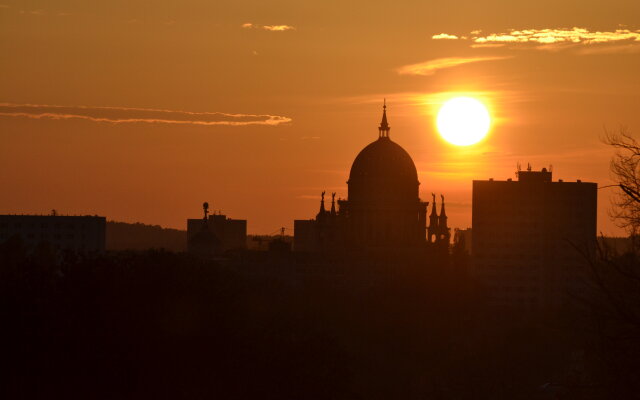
[348,137,419,203]
[294,103,436,250]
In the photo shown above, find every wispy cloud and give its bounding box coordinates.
[475,28,640,44]
[242,23,295,32]
[433,27,640,52]
[263,25,295,31]
[19,9,44,15]
[470,43,505,48]
[0,103,292,127]
[397,56,511,76]
[432,33,459,40]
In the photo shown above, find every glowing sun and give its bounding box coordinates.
[436,97,491,146]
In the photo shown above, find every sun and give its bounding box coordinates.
[436,97,491,146]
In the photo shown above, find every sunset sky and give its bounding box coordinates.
[2,0,640,235]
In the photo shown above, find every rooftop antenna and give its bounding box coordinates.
[203,202,209,221]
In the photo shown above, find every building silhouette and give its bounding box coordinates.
[294,103,449,253]
[0,213,106,253]
[472,166,597,309]
[187,202,246,257]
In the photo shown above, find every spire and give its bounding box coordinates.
[378,99,390,139]
[429,193,438,217]
[438,194,450,244]
[317,191,326,219]
[330,192,336,216]
[427,193,439,243]
[439,194,447,219]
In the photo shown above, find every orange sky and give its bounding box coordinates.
[1,0,640,235]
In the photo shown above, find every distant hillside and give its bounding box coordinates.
[106,221,187,252]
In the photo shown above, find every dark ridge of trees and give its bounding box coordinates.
[1,241,619,400]
[106,221,186,252]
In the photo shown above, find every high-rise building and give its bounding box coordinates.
[0,214,106,253]
[472,167,597,309]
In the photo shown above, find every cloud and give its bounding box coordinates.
[474,27,640,44]
[432,33,459,40]
[433,27,640,52]
[470,43,505,48]
[241,23,295,31]
[397,56,511,76]
[263,25,295,31]
[0,103,292,127]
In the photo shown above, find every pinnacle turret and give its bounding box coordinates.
[378,99,390,138]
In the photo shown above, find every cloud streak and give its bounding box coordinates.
[0,103,292,127]
[433,27,640,50]
[397,56,510,76]
[242,23,295,31]
[263,25,295,31]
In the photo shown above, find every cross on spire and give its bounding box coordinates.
[379,99,390,138]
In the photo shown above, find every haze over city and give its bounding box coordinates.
[2,0,640,234]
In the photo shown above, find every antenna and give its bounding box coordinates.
[203,202,209,220]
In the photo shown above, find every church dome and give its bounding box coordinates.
[347,105,419,203]
[349,137,418,185]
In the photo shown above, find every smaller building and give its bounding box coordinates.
[0,213,106,253]
[187,203,247,256]
[248,233,293,252]
[453,228,472,254]
[294,191,343,252]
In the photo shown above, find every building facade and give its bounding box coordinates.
[472,167,597,309]
[0,214,106,253]
[187,202,247,256]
